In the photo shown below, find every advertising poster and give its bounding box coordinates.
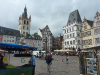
[86,58,98,75]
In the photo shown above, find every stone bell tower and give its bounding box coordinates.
[18,6,31,36]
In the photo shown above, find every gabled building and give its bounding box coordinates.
[52,34,63,50]
[38,25,53,52]
[0,26,20,44]
[32,33,42,51]
[81,17,93,49]
[24,34,34,47]
[62,10,82,51]
[93,11,100,46]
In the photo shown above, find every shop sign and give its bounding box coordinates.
[3,57,7,62]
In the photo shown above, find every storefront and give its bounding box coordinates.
[0,42,37,75]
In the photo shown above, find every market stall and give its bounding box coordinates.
[78,46,99,75]
[0,42,37,75]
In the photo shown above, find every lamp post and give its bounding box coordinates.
[78,47,81,74]
[45,37,47,57]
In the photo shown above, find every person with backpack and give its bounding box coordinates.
[46,53,52,73]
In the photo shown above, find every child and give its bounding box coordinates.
[62,58,64,63]
[66,55,69,64]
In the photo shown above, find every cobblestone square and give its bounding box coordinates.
[1,53,100,75]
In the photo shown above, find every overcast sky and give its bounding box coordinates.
[0,0,99,37]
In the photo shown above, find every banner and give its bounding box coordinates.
[86,58,98,75]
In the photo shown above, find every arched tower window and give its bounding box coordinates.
[27,21,28,25]
[23,26,25,29]
[24,20,26,24]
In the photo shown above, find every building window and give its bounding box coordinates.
[88,31,91,36]
[96,21,100,25]
[65,30,66,33]
[23,26,25,29]
[27,21,28,25]
[67,29,68,32]
[70,34,71,38]
[23,32,25,34]
[70,41,72,45]
[73,33,75,37]
[12,40,14,42]
[84,26,87,29]
[88,39,92,45]
[78,40,80,44]
[72,27,74,31]
[24,20,26,24]
[4,40,6,42]
[0,39,1,42]
[77,32,80,37]
[77,26,79,30]
[0,35,1,38]
[65,42,66,45]
[27,27,28,30]
[81,33,84,37]
[67,41,69,45]
[7,40,9,42]
[94,28,100,35]
[70,28,71,32]
[73,40,75,44]
[95,38,100,44]
[67,35,69,39]
[86,40,88,45]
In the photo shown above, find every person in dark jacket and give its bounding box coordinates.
[0,53,3,69]
[30,54,36,75]
[46,53,52,73]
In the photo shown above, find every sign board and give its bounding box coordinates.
[86,58,98,75]
[3,57,7,62]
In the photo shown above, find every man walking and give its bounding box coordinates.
[46,53,52,73]
[30,54,36,75]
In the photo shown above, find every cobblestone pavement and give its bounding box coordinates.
[1,53,100,75]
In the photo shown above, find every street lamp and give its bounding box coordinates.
[78,47,81,74]
[45,37,47,57]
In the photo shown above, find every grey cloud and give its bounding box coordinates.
[0,0,100,37]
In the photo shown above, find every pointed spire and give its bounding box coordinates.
[23,5,27,18]
[96,11,99,15]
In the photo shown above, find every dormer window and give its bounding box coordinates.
[84,26,87,29]
[24,20,26,24]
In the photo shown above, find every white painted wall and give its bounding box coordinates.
[3,35,16,44]
[38,29,42,38]
[63,22,82,51]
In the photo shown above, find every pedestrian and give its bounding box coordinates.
[62,58,64,63]
[0,53,4,69]
[66,55,69,64]
[46,53,52,73]
[30,54,36,75]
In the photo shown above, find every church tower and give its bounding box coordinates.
[18,6,31,36]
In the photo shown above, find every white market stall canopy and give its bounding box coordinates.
[54,49,75,52]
